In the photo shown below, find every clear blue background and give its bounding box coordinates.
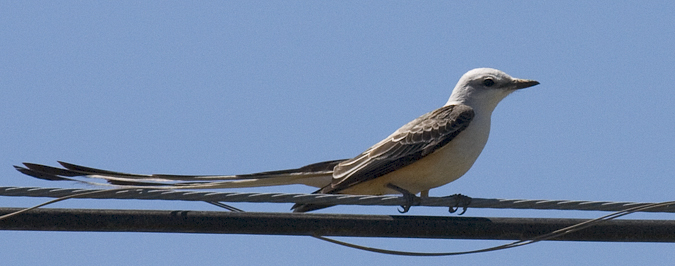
[2,1,675,265]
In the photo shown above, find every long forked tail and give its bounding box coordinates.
[14,160,344,190]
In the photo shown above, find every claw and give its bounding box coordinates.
[397,205,411,213]
[448,194,472,215]
[387,183,420,213]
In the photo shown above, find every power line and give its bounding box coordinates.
[1,186,674,213]
[2,186,675,249]
[1,207,674,242]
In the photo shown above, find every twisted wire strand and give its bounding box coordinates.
[1,186,674,213]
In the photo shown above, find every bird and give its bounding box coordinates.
[15,68,539,212]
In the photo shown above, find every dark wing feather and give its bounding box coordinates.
[325,104,474,193]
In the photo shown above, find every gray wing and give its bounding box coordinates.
[324,104,474,193]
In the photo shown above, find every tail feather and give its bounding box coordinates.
[290,188,335,212]
[15,160,351,212]
[291,203,335,212]
[15,160,345,189]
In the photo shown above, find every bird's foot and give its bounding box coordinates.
[448,194,472,215]
[386,183,420,213]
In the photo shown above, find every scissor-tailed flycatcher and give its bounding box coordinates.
[15,68,539,212]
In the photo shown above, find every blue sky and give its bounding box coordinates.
[2,1,675,265]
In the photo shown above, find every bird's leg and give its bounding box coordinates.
[448,194,472,215]
[386,183,420,213]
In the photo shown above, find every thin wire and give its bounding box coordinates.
[198,195,675,256]
[0,188,128,220]
[311,201,675,256]
[205,201,244,212]
[2,188,673,257]
[0,196,246,220]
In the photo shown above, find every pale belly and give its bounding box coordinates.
[339,118,491,196]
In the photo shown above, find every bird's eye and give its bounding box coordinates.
[483,78,495,87]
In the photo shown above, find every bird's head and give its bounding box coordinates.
[446,68,539,113]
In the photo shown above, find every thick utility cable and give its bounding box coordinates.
[1,186,674,213]
[2,187,675,257]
